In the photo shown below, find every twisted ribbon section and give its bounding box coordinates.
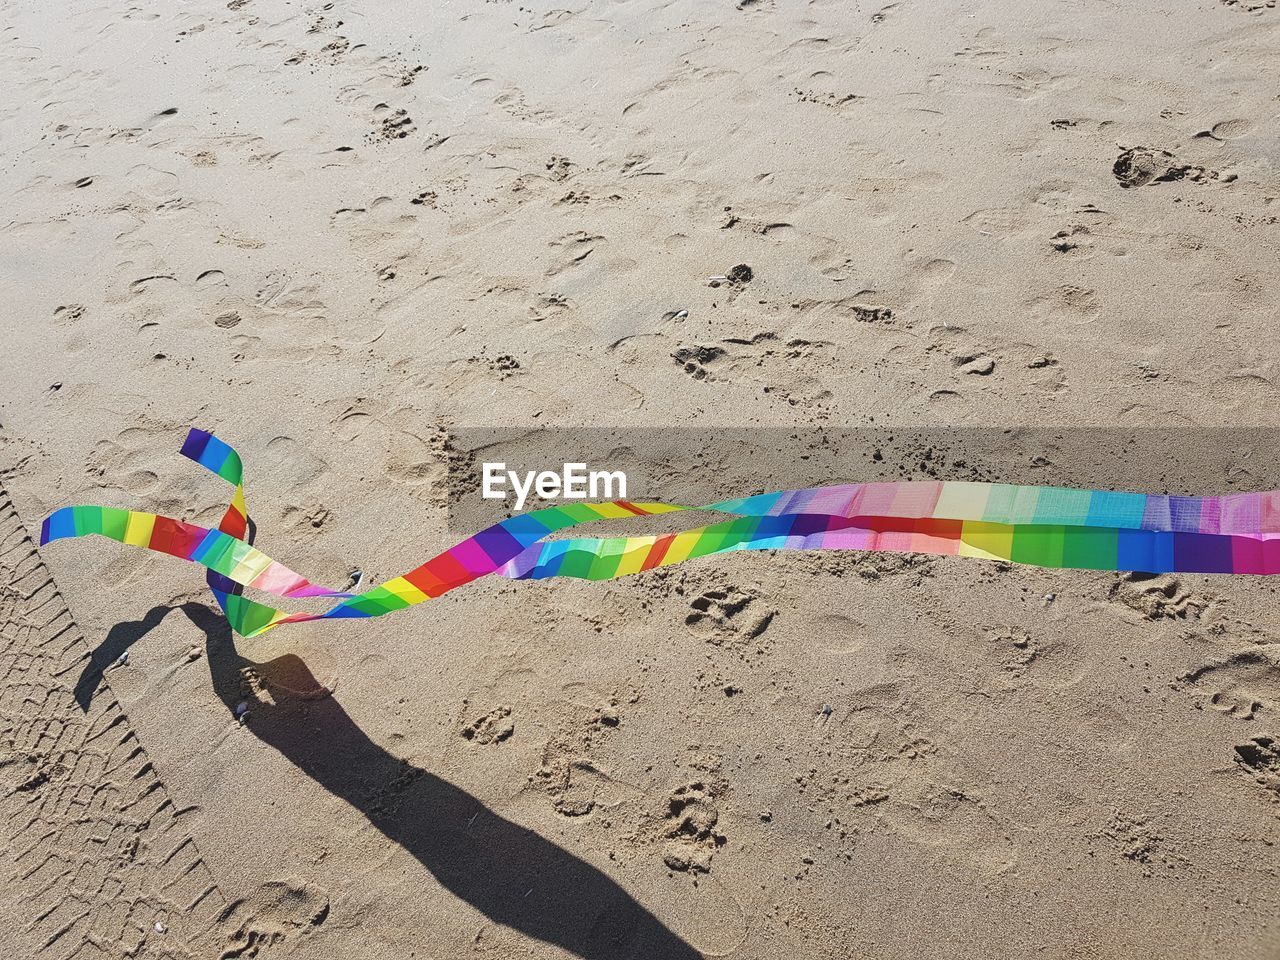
[40,428,1280,637]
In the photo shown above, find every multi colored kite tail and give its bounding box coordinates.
[179,428,262,628]
[39,426,1280,639]
[37,428,705,637]
[179,428,377,635]
[40,428,337,636]
[501,484,1280,581]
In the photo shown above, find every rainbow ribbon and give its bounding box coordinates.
[39,428,1280,638]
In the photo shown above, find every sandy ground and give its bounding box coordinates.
[3,1,1280,958]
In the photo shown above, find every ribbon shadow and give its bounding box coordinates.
[81,603,700,960]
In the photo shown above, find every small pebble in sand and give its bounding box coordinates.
[154,922,167,934]
[1044,592,1057,603]
[113,651,129,668]
[234,701,249,721]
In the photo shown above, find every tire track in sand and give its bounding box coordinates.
[0,486,233,959]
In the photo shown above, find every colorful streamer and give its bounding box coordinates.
[40,428,1280,638]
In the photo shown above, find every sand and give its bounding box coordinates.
[2,1,1280,958]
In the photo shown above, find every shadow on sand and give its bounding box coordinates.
[80,602,701,960]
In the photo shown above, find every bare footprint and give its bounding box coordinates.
[1113,147,1223,189]
[218,879,330,959]
[1196,119,1254,141]
[1219,0,1276,11]
[1110,573,1208,620]
[1177,649,1280,719]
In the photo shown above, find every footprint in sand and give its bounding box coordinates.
[1109,573,1208,621]
[1112,147,1225,189]
[1196,119,1255,141]
[53,303,85,324]
[1219,0,1276,11]
[1233,736,1280,797]
[1177,649,1280,720]
[460,705,515,745]
[808,612,872,656]
[685,586,776,649]
[217,879,330,958]
[881,784,1021,877]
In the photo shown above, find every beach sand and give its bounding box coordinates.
[2,1,1280,957]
